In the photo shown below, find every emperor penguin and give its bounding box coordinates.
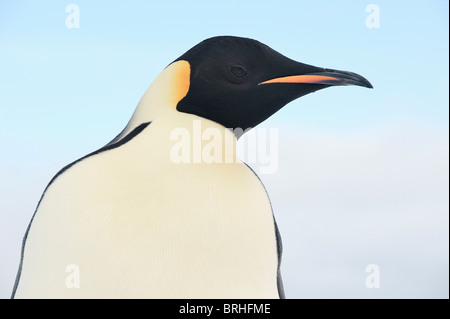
[12,36,372,299]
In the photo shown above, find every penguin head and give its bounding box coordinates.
[172,36,372,134]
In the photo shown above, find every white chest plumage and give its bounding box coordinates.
[15,116,279,298]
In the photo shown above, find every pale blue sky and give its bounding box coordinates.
[0,1,448,138]
[0,0,448,298]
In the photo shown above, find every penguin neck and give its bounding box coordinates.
[109,60,191,145]
[108,60,238,162]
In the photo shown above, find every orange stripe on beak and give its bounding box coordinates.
[260,74,341,85]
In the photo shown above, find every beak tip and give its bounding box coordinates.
[361,77,374,89]
[364,81,374,89]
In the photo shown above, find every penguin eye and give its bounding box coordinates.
[228,64,248,80]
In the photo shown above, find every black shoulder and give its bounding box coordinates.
[49,121,151,189]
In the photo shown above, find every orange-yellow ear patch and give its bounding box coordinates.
[168,60,191,107]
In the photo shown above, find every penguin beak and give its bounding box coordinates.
[260,68,373,89]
